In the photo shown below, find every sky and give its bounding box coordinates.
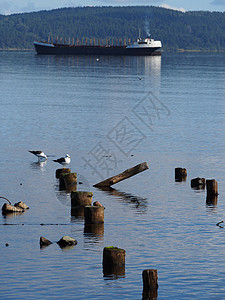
[1,0,225,15]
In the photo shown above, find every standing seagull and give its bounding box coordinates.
[29,150,47,162]
[53,154,71,167]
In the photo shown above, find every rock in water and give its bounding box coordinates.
[57,236,77,247]
[14,201,29,209]
[2,203,23,213]
[40,237,53,247]
[93,201,104,207]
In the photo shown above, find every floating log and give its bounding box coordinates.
[93,162,149,187]
[206,179,218,197]
[175,167,187,182]
[40,236,52,248]
[142,269,158,299]
[84,206,104,224]
[59,172,77,191]
[103,246,126,277]
[71,191,93,208]
[191,177,206,189]
[56,168,71,179]
[57,236,77,248]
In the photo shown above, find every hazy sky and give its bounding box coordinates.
[1,0,225,15]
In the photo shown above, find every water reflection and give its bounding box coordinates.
[206,195,218,207]
[30,160,47,170]
[96,187,148,213]
[71,206,85,220]
[103,264,125,280]
[84,223,104,240]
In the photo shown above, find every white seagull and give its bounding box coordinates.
[29,150,47,162]
[53,154,71,167]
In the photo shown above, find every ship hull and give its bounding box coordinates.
[34,42,161,56]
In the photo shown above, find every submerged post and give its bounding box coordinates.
[93,162,149,187]
[84,206,104,224]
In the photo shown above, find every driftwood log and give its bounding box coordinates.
[93,162,149,187]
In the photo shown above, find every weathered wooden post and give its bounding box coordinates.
[116,39,118,46]
[93,38,95,46]
[68,37,70,45]
[128,38,130,45]
[56,168,71,179]
[206,179,218,197]
[84,205,104,224]
[72,37,74,45]
[103,246,126,277]
[77,38,79,45]
[59,172,77,192]
[71,191,93,208]
[191,177,206,189]
[56,36,58,43]
[142,269,158,299]
[85,38,88,46]
[175,167,187,182]
[90,38,92,45]
[60,37,62,44]
[124,38,126,46]
[206,179,218,205]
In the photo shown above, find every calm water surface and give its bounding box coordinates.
[0,51,225,299]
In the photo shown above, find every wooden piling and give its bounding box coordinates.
[191,177,206,189]
[103,246,126,277]
[71,191,93,208]
[93,162,149,187]
[84,206,104,224]
[142,269,158,299]
[59,172,77,191]
[175,167,187,182]
[206,179,218,197]
[56,168,71,179]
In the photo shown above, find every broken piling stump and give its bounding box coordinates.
[103,246,126,277]
[142,269,158,300]
[94,162,149,187]
[191,177,206,189]
[206,179,218,197]
[59,172,77,191]
[56,168,71,179]
[71,191,93,208]
[84,205,104,224]
[175,167,187,182]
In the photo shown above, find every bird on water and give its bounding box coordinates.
[29,150,47,162]
[53,154,71,167]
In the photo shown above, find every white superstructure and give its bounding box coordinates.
[127,37,162,49]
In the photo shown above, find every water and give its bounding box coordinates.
[0,50,225,299]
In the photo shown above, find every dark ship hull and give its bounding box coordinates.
[34,42,161,56]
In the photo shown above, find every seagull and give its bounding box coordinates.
[53,154,71,167]
[29,150,47,162]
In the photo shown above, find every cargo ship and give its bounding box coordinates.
[34,36,162,56]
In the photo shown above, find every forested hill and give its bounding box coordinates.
[1,6,225,51]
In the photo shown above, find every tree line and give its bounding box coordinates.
[0,6,225,50]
